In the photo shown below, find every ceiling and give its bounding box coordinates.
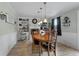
[10,2,79,18]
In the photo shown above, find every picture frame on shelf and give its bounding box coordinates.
[19,23,22,26]
[19,18,22,21]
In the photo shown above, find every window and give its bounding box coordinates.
[54,18,57,27]
[52,17,62,36]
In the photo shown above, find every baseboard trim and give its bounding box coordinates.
[57,42,79,51]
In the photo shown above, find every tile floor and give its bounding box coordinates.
[8,40,79,56]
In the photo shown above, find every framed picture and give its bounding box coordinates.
[32,18,37,24]
[63,17,71,26]
[0,13,7,23]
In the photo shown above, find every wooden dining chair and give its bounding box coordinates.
[49,29,57,56]
[41,29,57,56]
[31,29,41,55]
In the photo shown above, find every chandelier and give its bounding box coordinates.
[43,2,47,23]
[38,2,47,25]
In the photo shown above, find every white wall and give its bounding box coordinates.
[0,3,17,55]
[57,9,78,50]
[77,10,79,49]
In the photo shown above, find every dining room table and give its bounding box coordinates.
[32,30,50,55]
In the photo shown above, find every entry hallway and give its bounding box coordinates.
[8,40,79,56]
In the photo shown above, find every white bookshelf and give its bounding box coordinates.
[18,18,29,40]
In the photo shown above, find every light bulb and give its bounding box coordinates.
[44,18,47,23]
[38,21,43,25]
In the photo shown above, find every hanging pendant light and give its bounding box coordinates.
[38,7,43,25]
[43,2,47,23]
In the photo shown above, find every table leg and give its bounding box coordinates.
[39,41,42,56]
[48,43,50,56]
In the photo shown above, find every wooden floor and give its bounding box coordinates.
[8,40,79,56]
[8,40,32,56]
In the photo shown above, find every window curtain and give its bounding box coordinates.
[51,19,54,29]
[51,17,62,36]
[57,17,62,36]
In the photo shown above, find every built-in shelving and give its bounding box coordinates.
[18,18,29,40]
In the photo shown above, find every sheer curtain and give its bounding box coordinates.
[51,17,62,36]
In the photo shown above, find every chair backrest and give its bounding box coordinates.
[31,29,39,45]
[50,29,57,40]
[31,29,39,34]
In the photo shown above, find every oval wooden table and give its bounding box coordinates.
[32,31,50,56]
